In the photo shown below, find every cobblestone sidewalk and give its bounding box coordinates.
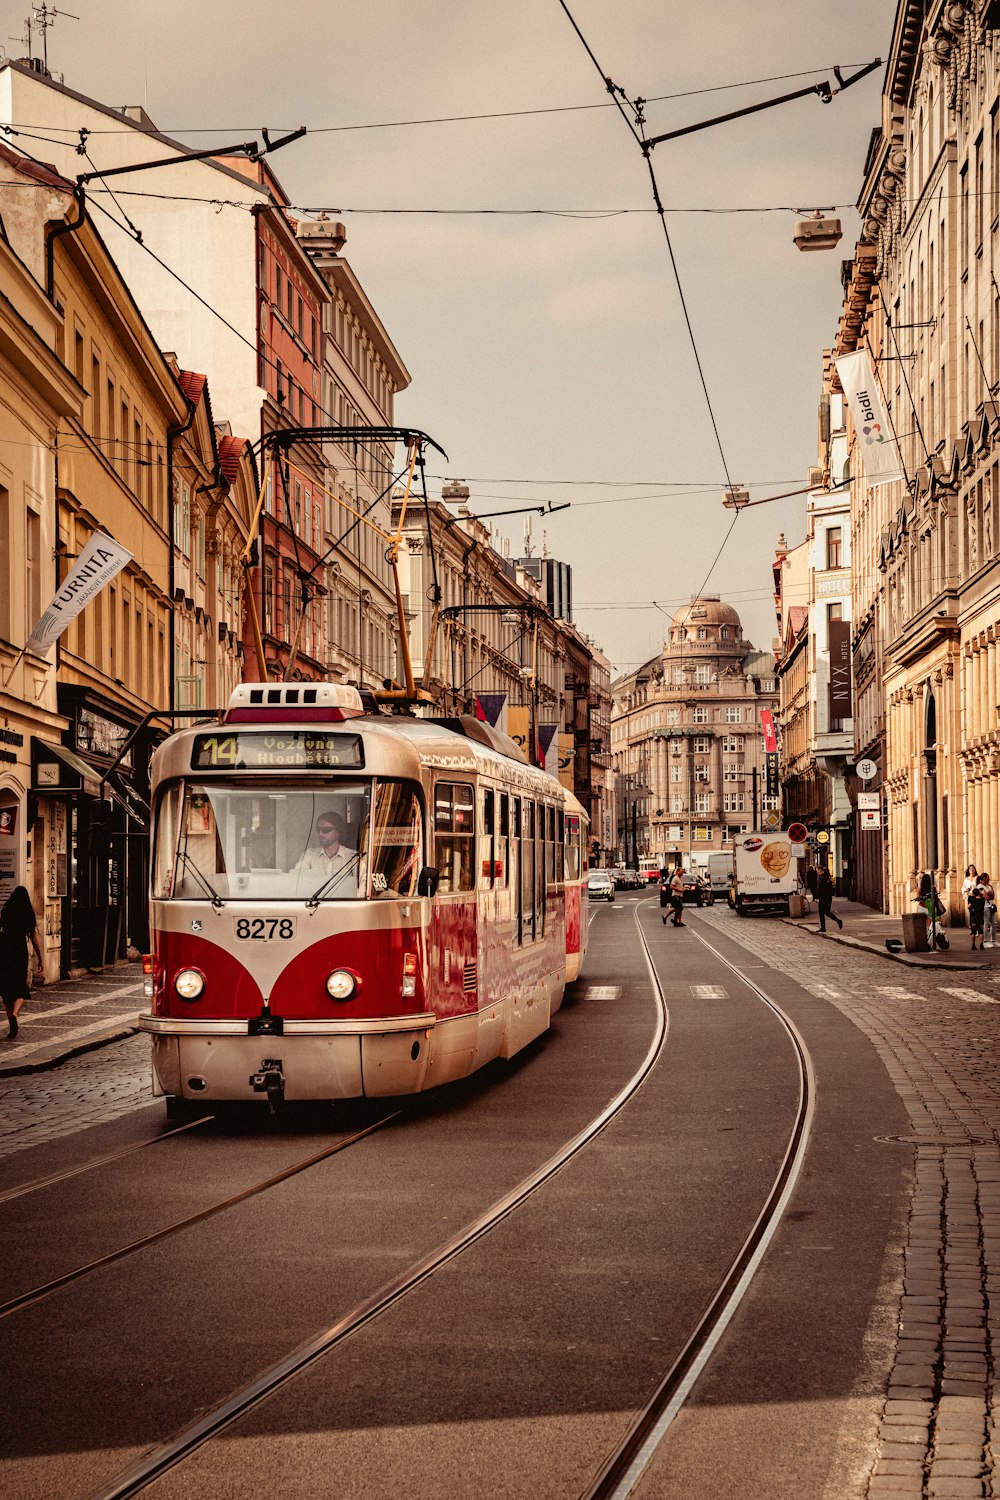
[0,963,145,1078]
[702,907,1000,1499]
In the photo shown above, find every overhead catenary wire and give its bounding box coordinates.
[2,63,878,137]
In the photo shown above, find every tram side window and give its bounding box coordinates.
[498,792,509,888]
[557,810,565,883]
[369,780,423,898]
[566,815,581,882]
[152,784,181,897]
[434,782,475,893]
[522,798,535,940]
[547,805,557,887]
[481,787,495,888]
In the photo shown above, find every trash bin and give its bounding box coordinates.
[901,911,930,952]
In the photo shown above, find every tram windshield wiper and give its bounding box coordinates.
[176,849,226,910]
[305,851,364,911]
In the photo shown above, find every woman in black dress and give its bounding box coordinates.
[0,885,43,1038]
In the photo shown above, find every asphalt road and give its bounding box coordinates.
[0,898,917,1499]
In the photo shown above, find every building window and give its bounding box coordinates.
[697,627,707,640]
[695,665,711,685]
[692,707,708,724]
[670,795,683,814]
[722,736,740,753]
[693,736,711,753]
[826,526,843,569]
[723,765,744,781]
[695,793,710,813]
[720,626,730,639]
[694,765,710,782]
[725,706,742,723]
[670,765,682,783]
[665,708,679,724]
[723,793,745,813]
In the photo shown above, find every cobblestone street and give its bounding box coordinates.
[0,1033,152,1163]
[702,907,1000,1499]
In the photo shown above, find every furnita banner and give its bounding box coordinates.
[833,351,905,487]
[26,531,132,655]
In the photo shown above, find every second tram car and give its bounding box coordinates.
[140,684,589,1111]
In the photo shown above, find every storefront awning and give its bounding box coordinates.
[104,768,148,828]
[31,738,102,797]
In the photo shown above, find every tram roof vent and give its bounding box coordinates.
[224,683,366,724]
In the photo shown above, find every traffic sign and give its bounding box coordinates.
[856,758,877,782]
[816,830,830,844]
[762,810,781,831]
[787,821,808,844]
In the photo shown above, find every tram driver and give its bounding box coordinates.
[294,811,363,894]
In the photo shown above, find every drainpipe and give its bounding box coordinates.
[45,185,87,302]
[166,398,198,711]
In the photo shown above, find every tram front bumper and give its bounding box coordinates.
[139,1014,435,1101]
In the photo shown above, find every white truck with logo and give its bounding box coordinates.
[732,832,799,917]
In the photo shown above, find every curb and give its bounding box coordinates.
[779,918,991,971]
[0,1022,143,1078]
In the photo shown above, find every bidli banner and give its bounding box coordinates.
[833,350,905,487]
[27,531,132,655]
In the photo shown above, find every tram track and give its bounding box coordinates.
[0,1109,402,1322]
[580,904,815,1499]
[86,928,670,1500]
[0,1113,214,1208]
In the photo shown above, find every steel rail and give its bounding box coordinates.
[0,1113,213,1208]
[88,951,669,1500]
[0,1111,401,1322]
[581,907,816,1499]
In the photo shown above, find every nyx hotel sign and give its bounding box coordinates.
[829,618,852,719]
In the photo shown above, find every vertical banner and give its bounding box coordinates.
[829,617,853,719]
[474,692,508,731]
[538,723,558,777]
[507,706,530,763]
[765,752,779,798]
[26,531,133,655]
[557,732,575,791]
[760,708,778,754]
[833,350,905,486]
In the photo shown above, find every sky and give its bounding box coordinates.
[11,0,895,674]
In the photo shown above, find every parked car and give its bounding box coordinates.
[681,870,713,906]
[588,870,616,902]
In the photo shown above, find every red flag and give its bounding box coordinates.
[760,708,778,753]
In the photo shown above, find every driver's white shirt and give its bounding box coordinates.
[296,845,357,891]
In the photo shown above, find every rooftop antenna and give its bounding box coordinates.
[31,3,78,74]
[522,515,534,558]
[10,14,34,61]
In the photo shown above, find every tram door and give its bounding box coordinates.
[521,799,536,943]
[512,796,522,945]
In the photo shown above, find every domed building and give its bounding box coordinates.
[610,596,779,870]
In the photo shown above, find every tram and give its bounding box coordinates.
[140,683,589,1113]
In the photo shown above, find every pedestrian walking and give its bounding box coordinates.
[0,885,43,1039]
[659,870,671,925]
[669,867,685,927]
[962,863,980,927]
[980,873,996,948]
[969,876,988,950]
[816,867,842,933]
[806,864,819,898]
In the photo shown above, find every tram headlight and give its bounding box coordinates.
[325,969,357,1002]
[174,968,205,1001]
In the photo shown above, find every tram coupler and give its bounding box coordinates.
[249,1005,283,1036]
[249,1059,285,1112]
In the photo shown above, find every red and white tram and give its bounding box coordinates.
[140,684,589,1113]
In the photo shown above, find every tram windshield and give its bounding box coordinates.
[153,779,423,901]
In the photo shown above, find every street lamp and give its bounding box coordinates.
[793,208,844,252]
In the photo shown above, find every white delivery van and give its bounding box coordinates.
[732,832,799,917]
[707,851,735,900]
